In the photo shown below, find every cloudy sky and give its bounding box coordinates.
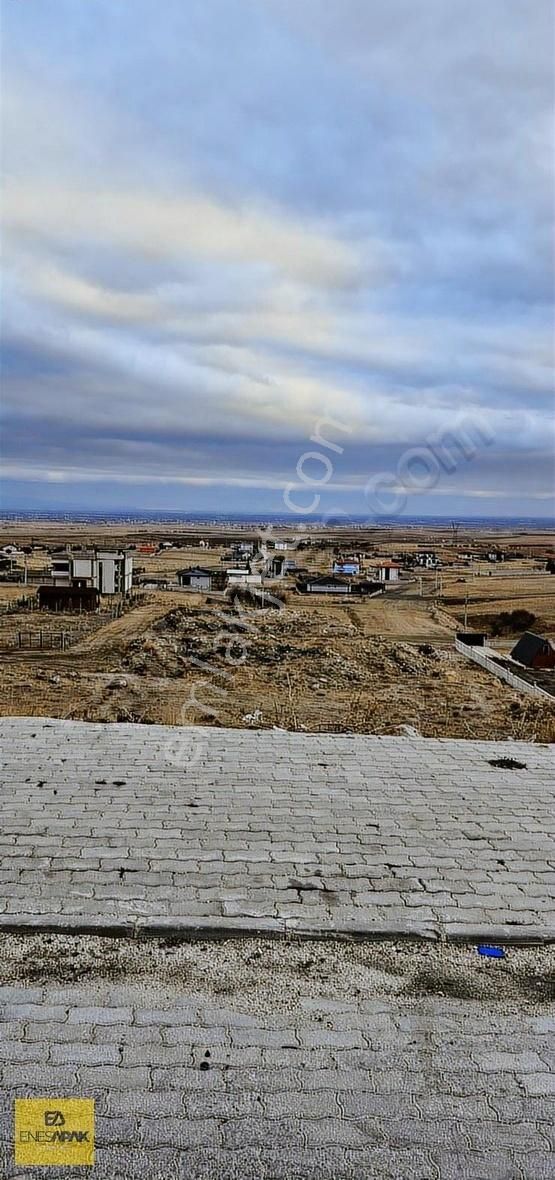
[1,0,554,518]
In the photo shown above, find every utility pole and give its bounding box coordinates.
[464,592,468,629]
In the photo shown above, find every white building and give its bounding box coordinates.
[226,569,263,586]
[371,561,400,583]
[177,567,214,591]
[50,550,133,595]
[414,552,439,569]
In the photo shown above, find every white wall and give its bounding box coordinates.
[455,639,552,701]
[72,558,95,581]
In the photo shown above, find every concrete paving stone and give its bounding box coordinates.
[429,1150,522,1180]
[262,1091,341,1119]
[0,1040,49,1063]
[461,1121,550,1152]
[103,1090,186,1118]
[514,1155,555,1180]
[221,1115,306,1149]
[1,719,553,937]
[470,1049,548,1072]
[1,1064,79,1089]
[150,1066,228,1091]
[1,1003,68,1023]
[518,1072,555,1096]
[439,1069,525,1097]
[65,1004,133,1024]
[77,1065,151,1089]
[138,1116,222,1148]
[0,987,44,1004]
[134,1007,198,1026]
[50,1042,121,1065]
[230,1027,300,1049]
[95,1115,138,1145]
[338,1092,420,1120]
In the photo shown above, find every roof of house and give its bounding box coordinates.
[52,548,129,559]
[306,575,349,586]
[510,631,555,665]
[372,560,401,569]
[177,566,213,577]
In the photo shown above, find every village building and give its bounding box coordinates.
[231,541,256,558]
[267,555,286,577]
[414,551,439,569]
[50,549,133,595]
[333,560,360,575]
[304,575,351,594]
[370,561,401,583]
[226,569,263,587]
[176,566,214,591]
[301,575,382,596]
[510,632,555,670]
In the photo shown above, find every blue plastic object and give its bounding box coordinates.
[477,945,505,959]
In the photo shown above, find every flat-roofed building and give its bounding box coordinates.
[50,549,133,595]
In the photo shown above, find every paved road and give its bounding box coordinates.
[1,719,553,939]
[0,936,553,1180]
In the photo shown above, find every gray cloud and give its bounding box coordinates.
[1,0,553,513]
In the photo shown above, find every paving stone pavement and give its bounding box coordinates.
[1,718,554,939]
[0,971,553,1180]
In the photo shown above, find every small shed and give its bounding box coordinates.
[510,632,555,669]
[177,567,213,591]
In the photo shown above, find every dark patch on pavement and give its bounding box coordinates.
[488,757,527,770]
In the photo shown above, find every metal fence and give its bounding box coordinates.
[15,630,73,651]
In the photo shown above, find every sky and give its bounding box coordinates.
[1,0,554,519]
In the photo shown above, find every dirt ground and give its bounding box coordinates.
[2,934,554,1008]
[1,591,553,742]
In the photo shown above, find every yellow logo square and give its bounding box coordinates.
[15,1098,95,1167]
